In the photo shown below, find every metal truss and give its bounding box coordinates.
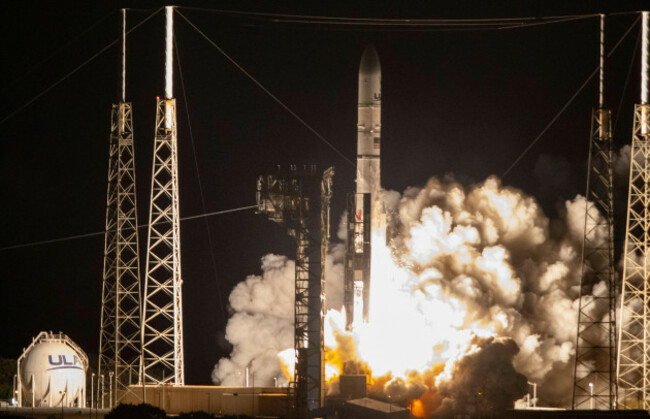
[99,104,119,407]
[142,98,184,385]
[257,165,334,416]
[99,102,142,406]
[572,108,616,409]
[617,104,650,410]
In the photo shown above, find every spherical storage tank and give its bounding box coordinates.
[18,331,88,407]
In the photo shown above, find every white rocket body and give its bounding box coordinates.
[350,45,381,329]
[357,45,381,200]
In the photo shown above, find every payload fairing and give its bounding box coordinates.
[344,45,381,331]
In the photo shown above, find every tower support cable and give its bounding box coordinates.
[175,10,354,168]
[502,15,640,179]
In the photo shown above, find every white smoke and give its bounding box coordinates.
[211,254,294,386]
[213,175,604,410]
[614,145,631,182]
[211,246,346,386]
[384,176,591,407]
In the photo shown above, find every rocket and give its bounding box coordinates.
[356,45,382,199]
[344,45,381,331]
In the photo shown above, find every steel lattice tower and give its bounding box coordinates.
[98,9,142,407]
[617,11,650,410]
[572,15,617,410]
[257,165,334,416]
[141,7,184,386]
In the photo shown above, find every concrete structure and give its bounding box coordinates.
[0,407,110,418]
[505,409,650,418]
[339,375,368,400]
[343,397,409,419]
[120,385,289,416]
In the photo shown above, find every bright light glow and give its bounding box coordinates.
[165,99,173,130]
[273,207,502,391]
[352,281,364,331]
[642,12,649,136]
[599,14,604,108]
[121,9,126,102]
[278,348,295,381]
[642,11,648,105]
[321,222,495,382]
[165,6,174,99]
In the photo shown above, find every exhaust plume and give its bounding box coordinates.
[214,175,605,414]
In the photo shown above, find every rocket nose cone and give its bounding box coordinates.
[359,45,381,76]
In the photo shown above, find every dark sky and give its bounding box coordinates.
[0,0,647,385]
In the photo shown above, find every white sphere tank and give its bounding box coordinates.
[18,332,88,407]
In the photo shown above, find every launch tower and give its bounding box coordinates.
[98,9,142,406]
[617,10,650,410]
[572,14,616,410]
[256,165,334,416]
[141,6,184,386]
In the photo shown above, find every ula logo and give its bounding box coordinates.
[48,355,82,369]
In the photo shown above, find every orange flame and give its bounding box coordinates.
[411,399,426,418]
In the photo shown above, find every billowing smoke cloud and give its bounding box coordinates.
[385,177,588,407]
[211,254,294,386]
[436,337,528,414]
[214,175,604,413]
[212,246,346,386]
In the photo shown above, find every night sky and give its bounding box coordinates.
[1,0,648,386]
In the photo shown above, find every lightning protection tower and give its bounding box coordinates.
[257,165,334,417]
[572,14,617,410]
[141,6,184,386]
[98,9,142,406]
[617,11,650,410]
